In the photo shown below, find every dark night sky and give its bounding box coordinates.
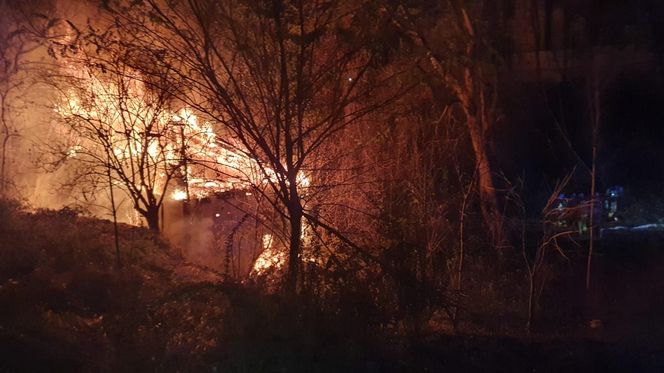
[496,69,664,213]
[466,1,664,210]
[601,72,664,190]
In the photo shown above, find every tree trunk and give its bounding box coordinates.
[284,184,303,296]
[144,206,161,233]
[394,3,505,245]
[107,166,121,268]
[586,146,596,291]
[526,272,535,334]
[467,116,503,244]
[454,166,474,331]
[586,78,600,291]
[1,94,9,197]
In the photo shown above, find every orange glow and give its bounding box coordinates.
[171,189,188,201]
[56,62,314,237]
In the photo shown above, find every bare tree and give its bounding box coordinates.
[585,62,604,292]
[382,114,452,336]
[508,174,576,333]
[0,0,56,197]
[386,1,505,245]
[49,51,188,233]
[88,0,402,294]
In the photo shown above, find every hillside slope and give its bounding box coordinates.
[0,201,227,371]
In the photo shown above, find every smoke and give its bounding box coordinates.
[165,215,218,266]
[1,1,83,209]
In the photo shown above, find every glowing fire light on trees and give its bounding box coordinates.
[167,108,312,200]
[56,62,314,269]
[251,234,286,275]
[250,224,319,275]
[54,67,183,217]
[55,64,312,209]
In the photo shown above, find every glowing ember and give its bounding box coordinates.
[251,234,284,275]
[172,108,198,127]
[67,145,81,158]
[171,189,188,201]
[262,234,274,249]
[297,172,311,188]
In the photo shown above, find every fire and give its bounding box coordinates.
[262,234,274,249]
[167,107,312,200]
[251,234,286,275]
[55,69,180,203]
[67,145,81,158]
[56,61,315,264]
[171,189,188,201]
[172,108,198,127]
[250,222,319,276]
[58,72,311,196]
[251,247,286,274]
[55,63,259,203]
[297,172,311,188]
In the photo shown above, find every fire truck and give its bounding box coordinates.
[551,186,624,234]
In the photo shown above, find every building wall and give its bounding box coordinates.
[164,190,266,278]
